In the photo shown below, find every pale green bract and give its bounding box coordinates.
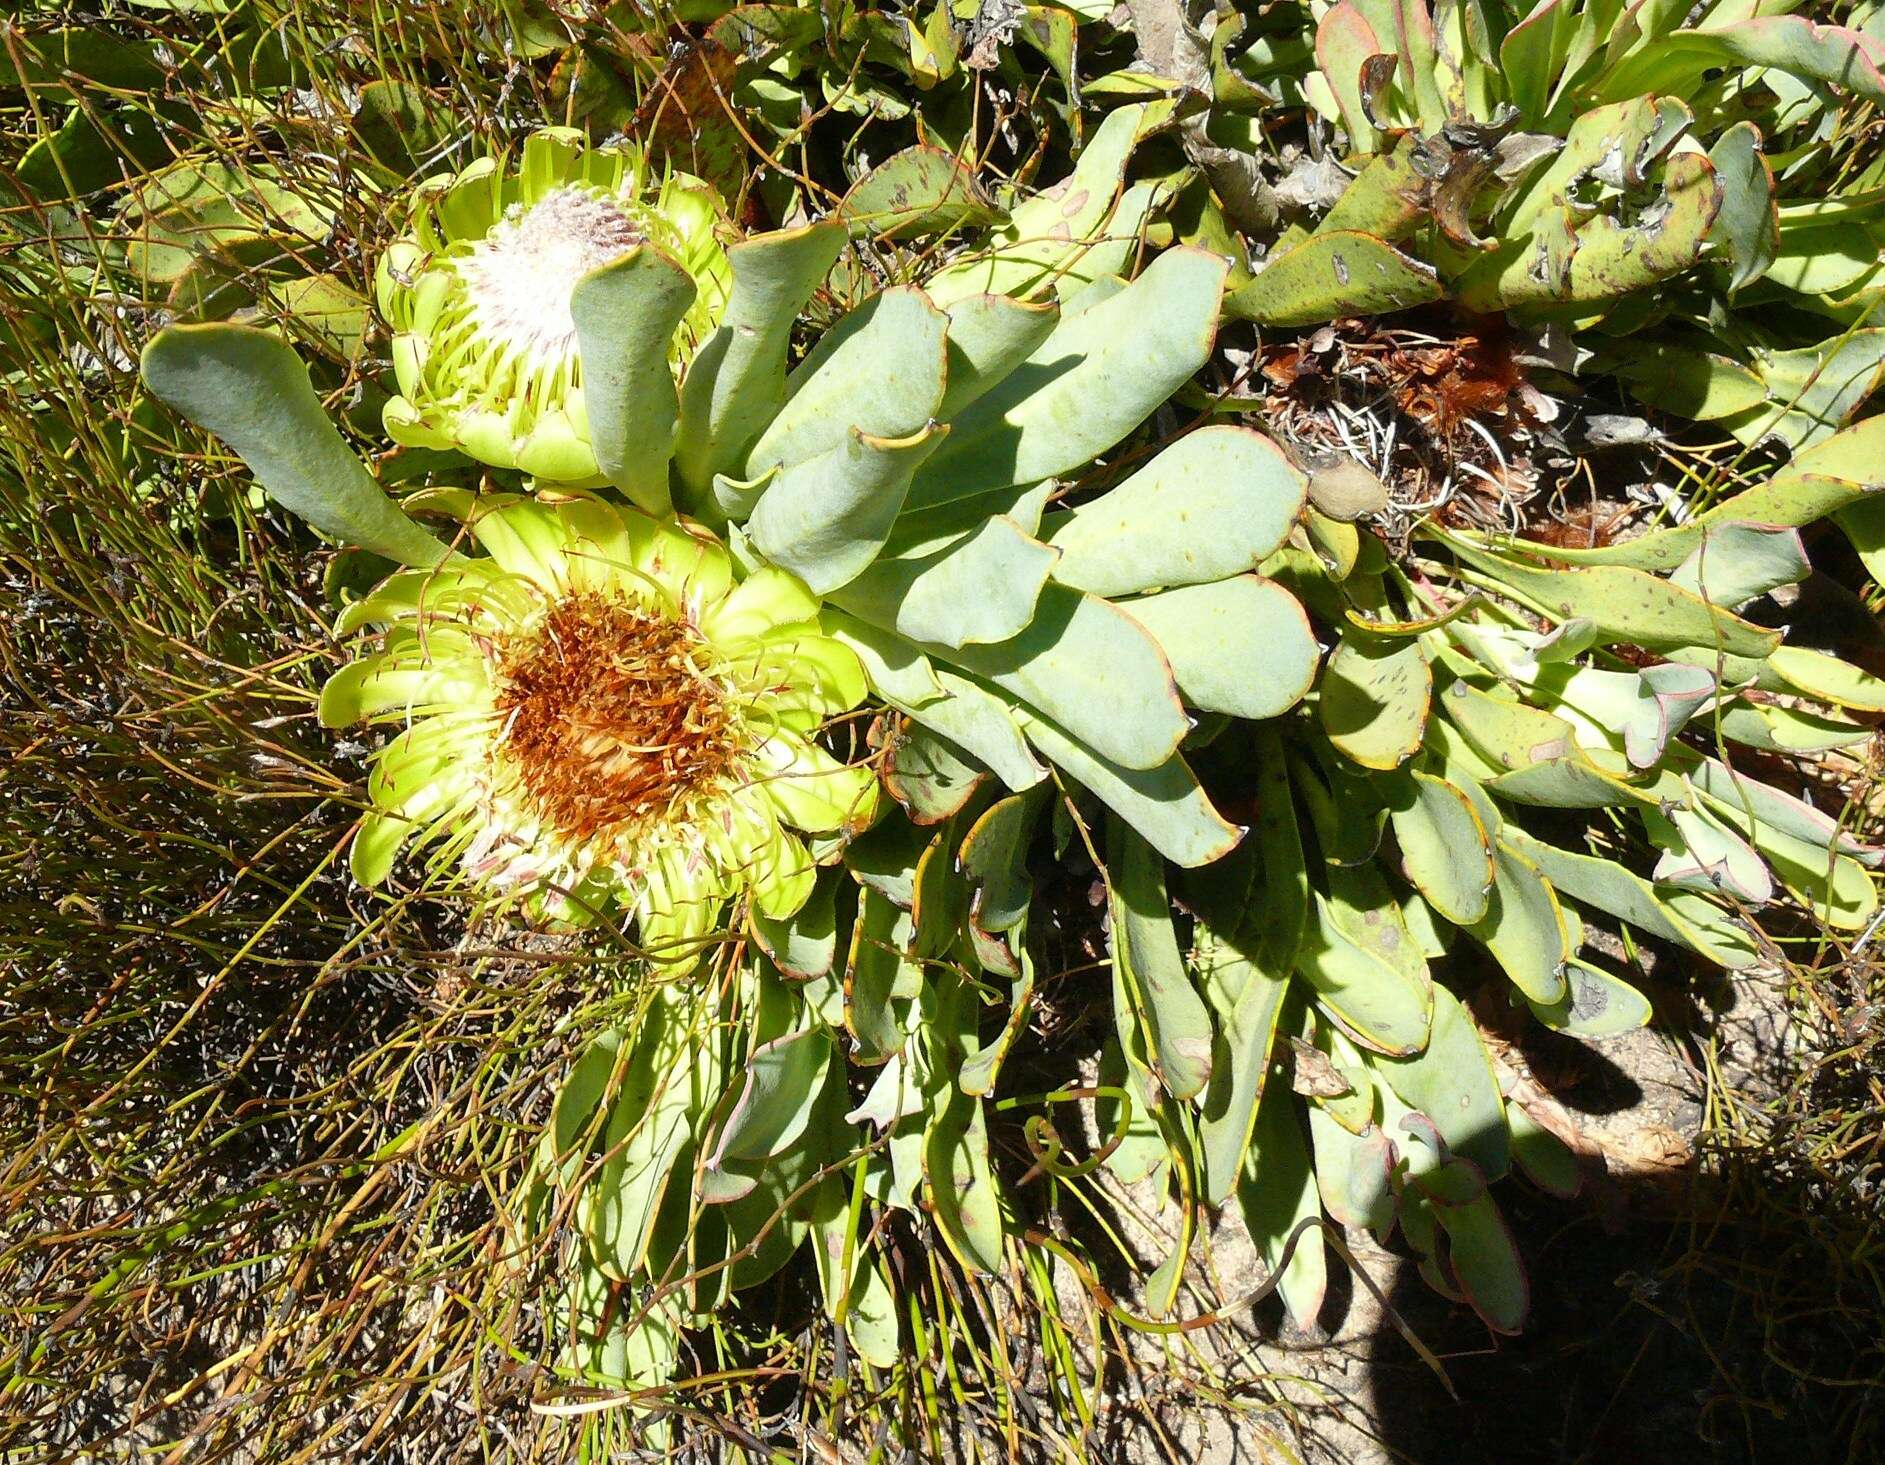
[376,128,731,483]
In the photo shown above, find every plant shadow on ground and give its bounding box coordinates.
[1279,947,1884,1465]
[988,896,1879,1465]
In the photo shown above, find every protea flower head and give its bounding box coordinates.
[320,492,876,966]
[375,128,730,483]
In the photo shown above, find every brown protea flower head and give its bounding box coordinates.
[321,493,876,967]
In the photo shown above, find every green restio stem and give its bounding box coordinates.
[139,323,453,569]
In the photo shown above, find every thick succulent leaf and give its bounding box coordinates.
[908,248,1228,509]
[1495,0,1579,123]
[1614,341,1770,422]
[887,480,1055,553]
[1441,534,1779,657]
[1187,737,1304,1205]
[1054,179,1167,290]
[577,1284,682,1393]
[1667,523,1809,608]
[810,1187,901,1369]
[570,245,696,513]
[922,101,1160,306]
[1374,985,1508,1180]
[751,872,839,979]
[1324,861,1433,985]
[1501,827,1759,968]
[1716,699,1872,755]
[1292,746,1391,866]
[1497,95,1692,235]
[884,720,985,826]
[1108,820,1214,1103]
[1099,1040,1173,1187]
[1650,804,1774,904]
[911,677,1050,792]
[1297,893,1434,1057]
[1673,754,1877,867]
[717,1108,828,1290]
[826,612,1047,790]
[744,286,948,480]
[844,814,928,910]
[1458,152,1722,310]
[139,324,450,567]
[936,294,1061,421]
[538,1028,627,1185]
[1431,1191,1528,1335]
[1122,577,1319,720]
[747,423,948,593]
[1012,706,1243,867]
[1699,801,1877,930]
[586,993,709,1278]
[1839,495,1885,592]
[1042,426,1308,597]
[1317,136,1427,240]
[936,584,1188,770]
[911,827,971,959]
[923,1089,1005,1273]
[959,792,1039,937]
[844,888,918,1062]
[704,1027,831,1184]
[1389,769,1493,925]
[840,144,1002,239]
[1309,1093,1395,1220]
[1761,645,1885,712]
[1506,1099,1582,1197]
[1312,1,1385,152]
[675,220,846,500]
[1441,679,1592,773]
[1591,16,1885,107]
[121,163,334,284]
[1766,222,1880,297]
[1226,230,1445,326]
[1469,842,1571,1005]
[1716,332,1885,452]
[4,26,172,91]
[1686,755,1880,866]
[830,515,1056,649]
[1400,888,1453,959]
[1705,122,1779,293]
[1528,661,1717,770]
[1321,631,1431,770]
[1528,961,1653,1038]
[1239,1073,1327,1331]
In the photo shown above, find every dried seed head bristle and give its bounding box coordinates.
[1258,316,1552,548]
[455,187,644,355]
[493,592,738,855]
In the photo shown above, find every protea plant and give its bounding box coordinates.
[134,93,1881,1405]
[376,128,731,489]
[316,491,875,962]
[131,102,1319,1395]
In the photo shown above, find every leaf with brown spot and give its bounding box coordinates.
[633,32,747,198]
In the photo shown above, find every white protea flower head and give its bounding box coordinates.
[320,493,877,967]
[375,128,730,483]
